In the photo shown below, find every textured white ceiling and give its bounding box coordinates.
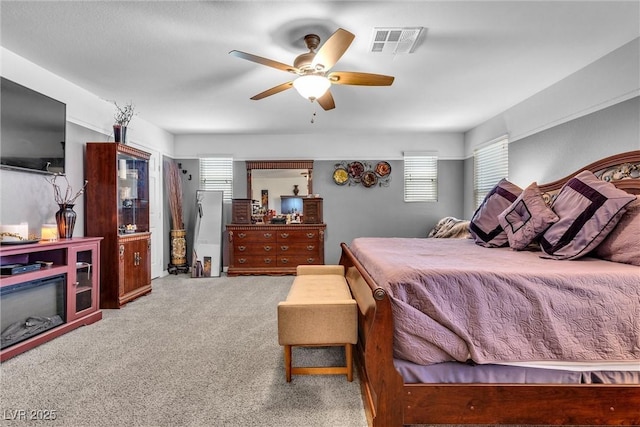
[1,1,638,136]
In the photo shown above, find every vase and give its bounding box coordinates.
[293,184,299,196]
[170,229,187,266]
[55,204,77,239]
[113,125,127,144]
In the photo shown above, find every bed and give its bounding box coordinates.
[339,150,640,426]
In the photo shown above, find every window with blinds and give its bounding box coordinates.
[473,137,509,208]
[403,153,438,202]
[199,157,233,202]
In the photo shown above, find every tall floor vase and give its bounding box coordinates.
[168,229,189,274]
[55,204,77,239]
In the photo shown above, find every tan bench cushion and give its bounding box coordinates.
[278,267,357,346]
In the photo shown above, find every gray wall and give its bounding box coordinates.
[0,122,109,238]
[224,159,464,265]
[509,96,639,186]
[462,96,640,218]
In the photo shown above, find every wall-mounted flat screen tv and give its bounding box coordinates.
[1,77,66,174]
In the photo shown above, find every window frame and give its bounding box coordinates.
[473,136,509,208]
[403,152,438,202]
[199,157,234,202]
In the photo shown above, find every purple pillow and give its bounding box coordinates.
[470,179,522,247]
[498,182,559,250]
[540,170,636,260]
[594,197,639,266]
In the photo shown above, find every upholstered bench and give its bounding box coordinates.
[277,265,357,382]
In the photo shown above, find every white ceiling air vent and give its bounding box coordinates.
[370,27,423,54]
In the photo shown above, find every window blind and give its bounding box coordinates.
[473,138,509,208]
[404,154,438,202]
[199,157,233,202]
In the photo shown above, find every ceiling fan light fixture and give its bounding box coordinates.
[293,75,331,100]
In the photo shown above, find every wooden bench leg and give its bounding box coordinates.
[284,345,292,382]
[346,343,353,382]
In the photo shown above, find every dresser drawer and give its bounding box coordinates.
[232,255,277,268]
[277,242,320,255]
[233,242,276,255]
[277,254,322,267]
[277,230,321,242]
[232,230,276,243]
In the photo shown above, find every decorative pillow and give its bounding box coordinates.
[498,182,559,250]
[540,170,636,260]
[594,197,640,265]
[469,179,522,247]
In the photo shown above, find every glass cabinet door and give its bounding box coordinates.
[117,153,149,235]
[68,244,99,321]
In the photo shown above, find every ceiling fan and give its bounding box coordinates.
[229,28,394,111]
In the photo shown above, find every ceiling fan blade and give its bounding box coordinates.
[328,71,395,86]
[229,50,298,74]
[311,28,355,71]
[316,90,335,111]
[250,82,294,100]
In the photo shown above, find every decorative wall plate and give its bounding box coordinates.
[347,161,365,179]
[375,161,391,177]
[362,171,378,187]
[333,167,349,185]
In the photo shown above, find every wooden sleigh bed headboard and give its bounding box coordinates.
[339,150,640,427]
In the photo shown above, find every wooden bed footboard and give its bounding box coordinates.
[340,242,404,427]
[338,149,640,427]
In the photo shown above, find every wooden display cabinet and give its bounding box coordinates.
[85,143,151,308]
[0,237,103,362]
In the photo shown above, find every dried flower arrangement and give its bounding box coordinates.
[46,174,88,206]
[113,101,136,126]
[164,159,184,230]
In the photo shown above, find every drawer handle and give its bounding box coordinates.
[238,232,247,238]
[306,258,316,263]
[280,258,289,264]
[238,258,247,264]
[238,246,246,252]
[280,233,289,238]
[263,246,272,252]
[306,233,315,238]
[280,245,289,251]
[306,245,315,251]
[264,258,273,264]
[263,233,273,238]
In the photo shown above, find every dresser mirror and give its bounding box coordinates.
[246,160,313,214]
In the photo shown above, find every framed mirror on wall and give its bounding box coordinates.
[246,160,313,215]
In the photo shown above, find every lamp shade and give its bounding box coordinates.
[293,75,331,100]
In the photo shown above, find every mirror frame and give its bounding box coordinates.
[246,160,314,199]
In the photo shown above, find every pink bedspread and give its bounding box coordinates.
[350,237,640,366]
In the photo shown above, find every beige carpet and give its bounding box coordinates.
[0,274,367,427]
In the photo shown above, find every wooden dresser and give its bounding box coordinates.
[226,224,326,276]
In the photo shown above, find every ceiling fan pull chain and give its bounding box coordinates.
[311,111,317,124]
